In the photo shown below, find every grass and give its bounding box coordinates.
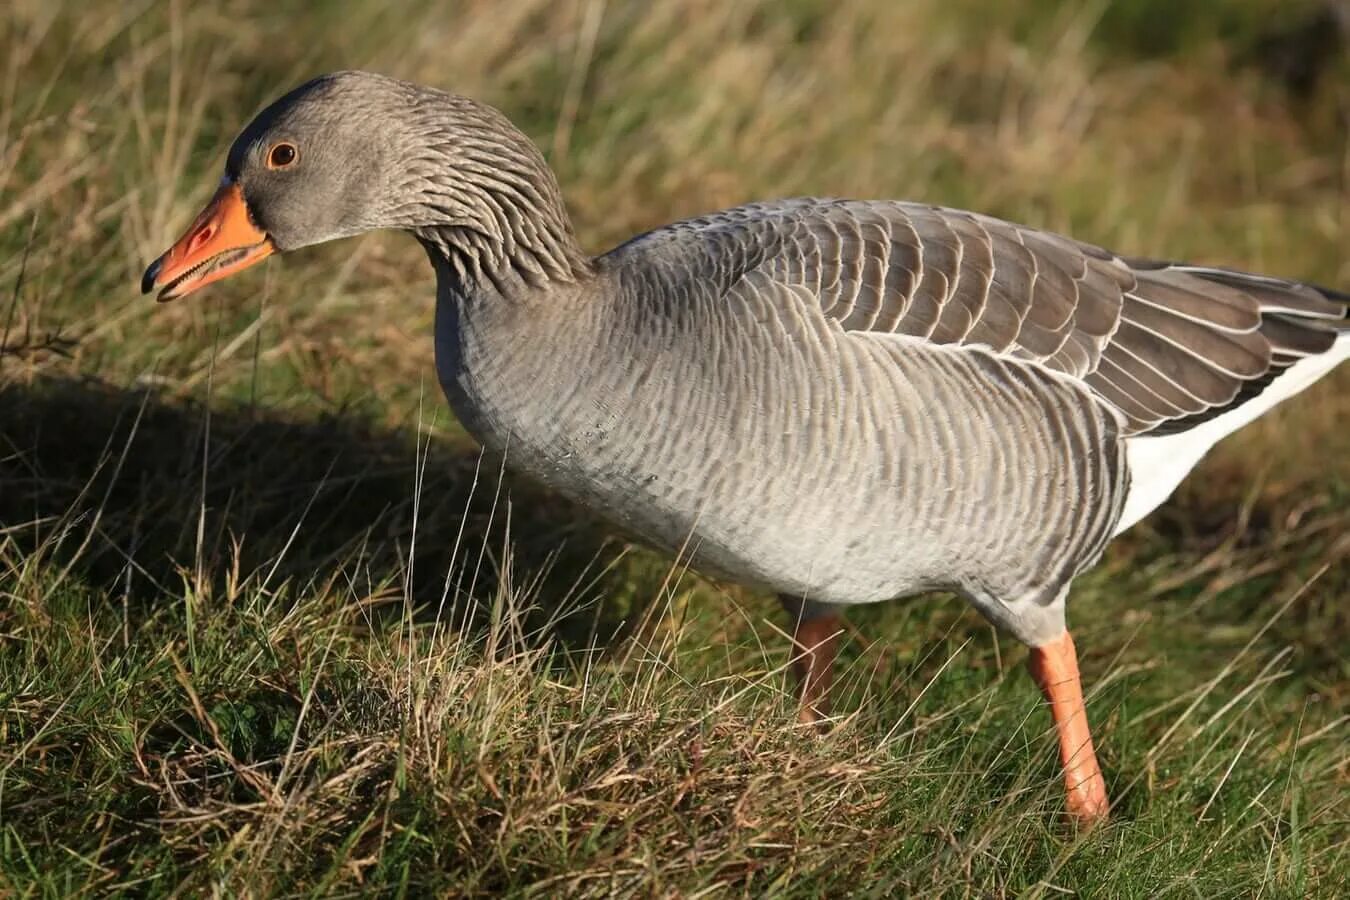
[2,0,1349,895]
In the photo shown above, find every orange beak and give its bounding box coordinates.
[141,181,274,302]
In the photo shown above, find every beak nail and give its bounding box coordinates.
[141,257,163,295]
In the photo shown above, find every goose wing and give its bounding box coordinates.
[608,198,1348,436]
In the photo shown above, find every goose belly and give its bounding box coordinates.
[444,312,1129,607]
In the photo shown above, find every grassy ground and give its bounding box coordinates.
[2,0,1348,895]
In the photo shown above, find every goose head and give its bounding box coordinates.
[142,70,585,302]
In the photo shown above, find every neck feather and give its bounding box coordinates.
[389,94,592,296]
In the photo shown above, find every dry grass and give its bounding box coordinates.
[2,0,1349,895]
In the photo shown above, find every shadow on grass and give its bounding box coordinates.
[0,373,659,648]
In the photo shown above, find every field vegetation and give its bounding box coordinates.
[2,0,1348,895]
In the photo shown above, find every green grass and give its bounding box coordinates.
[3,0,1349,895]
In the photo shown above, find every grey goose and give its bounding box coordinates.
[142,71,1350,825]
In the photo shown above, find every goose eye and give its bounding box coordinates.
[267,142,298,169]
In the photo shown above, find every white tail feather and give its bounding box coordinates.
[1116,332,1350,536]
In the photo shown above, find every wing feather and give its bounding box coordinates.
[602,198,1348,436]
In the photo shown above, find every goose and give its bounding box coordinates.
[141,71,1350,825]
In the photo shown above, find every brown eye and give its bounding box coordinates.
[267,142,298,169]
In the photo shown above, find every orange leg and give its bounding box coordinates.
[786,607,841,728]
[1027,631,1109,825]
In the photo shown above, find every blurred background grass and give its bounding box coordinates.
[2,0,1348,895]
